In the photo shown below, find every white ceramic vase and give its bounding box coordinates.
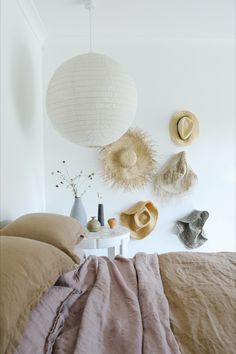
[70,197,87,226]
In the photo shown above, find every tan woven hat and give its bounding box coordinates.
[100,128,157,190]
[169,111,199,146]
[154,151,198,199]
[120,201,158,239]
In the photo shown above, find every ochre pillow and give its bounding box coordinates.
[0,213,85,261]
[0,236,75,354]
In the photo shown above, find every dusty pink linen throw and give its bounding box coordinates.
[15,253,180,354]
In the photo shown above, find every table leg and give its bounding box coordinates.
[120,238,129,257]
[108,246,119,258]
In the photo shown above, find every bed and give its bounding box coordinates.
[0,213,235,354]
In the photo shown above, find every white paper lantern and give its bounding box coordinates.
[46,53,138,147]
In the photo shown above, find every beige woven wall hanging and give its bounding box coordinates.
[154,151,197,199]
[120,201,158,239]
[100,128,157,190]
[169,111,199,146]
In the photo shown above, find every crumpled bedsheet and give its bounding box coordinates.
[15,253,180,354]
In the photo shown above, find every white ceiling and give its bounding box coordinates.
[33,0,235,41]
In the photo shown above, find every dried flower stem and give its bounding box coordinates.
[51,161,95,198]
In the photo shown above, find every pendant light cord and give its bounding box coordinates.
[89,8,93,52]
[81,0,96,52]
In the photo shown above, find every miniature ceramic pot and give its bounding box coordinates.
[107,218,117,229]
[87,217,101,232]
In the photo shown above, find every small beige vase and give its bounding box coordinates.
[87,217,101,232]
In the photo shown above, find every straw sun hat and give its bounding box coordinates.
[120,201,158,239]
[169,111,199,146]
[154,151,198,199]
[100,128,157,190]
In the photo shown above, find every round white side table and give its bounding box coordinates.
[74,226,130,258]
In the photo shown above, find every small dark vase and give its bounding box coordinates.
[98,204,104,227]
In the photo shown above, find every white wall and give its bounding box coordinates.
[0,2,234,254]
[43,36,235,256]
[0,0,46,225]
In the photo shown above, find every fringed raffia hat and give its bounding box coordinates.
[120,201,158,239]
[154,151,197,199]
[100,128,157,190]
[169,111,199,146]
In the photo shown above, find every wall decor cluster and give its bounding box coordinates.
[169,111,199,146]
[46,0,137,147]
[175,210,209,248]
[100,128,157,190]
[120,201,158,240]
[154,151,198,200]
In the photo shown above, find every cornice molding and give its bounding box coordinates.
[17,0,47,46]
